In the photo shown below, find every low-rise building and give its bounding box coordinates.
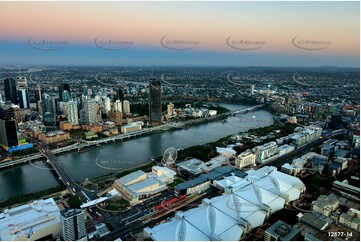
[38,130,70,144]
[0,198,61,241]
[82,124,103,133]
[298,212,332,232]
[216,147,236,158]
[253,141,278,164]
[281,157,306,176]
[339,208,360,230]
[265,220,301,241]
[59,121,73,131]
[198,155,228,173]
[176,158,203,177]
[208,110,217,116]
[333,157,348,170]
[332,180,360,201]
[112,166,176,205]
[121,121,142,133]
[85,131,98,140]
[235,150,256,168]
[109,128,119,135]
[278,144,295,156]
[312,194,339,216]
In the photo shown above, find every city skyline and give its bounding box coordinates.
[0,1,359,67]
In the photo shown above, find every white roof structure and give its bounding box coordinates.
[145,166,306,241]
[113,166,176,204]
[207,194,266,228]
[216,147,236,156]
[0,198,61,241]
[198,156,227,173]
[80,197,109,209]
[118,170,146,185]
[177,158,203,175]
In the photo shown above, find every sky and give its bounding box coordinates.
[0,1,359,67]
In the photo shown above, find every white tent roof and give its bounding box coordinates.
[146,166,305,241]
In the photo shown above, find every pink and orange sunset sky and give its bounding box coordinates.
[0,1,359,67]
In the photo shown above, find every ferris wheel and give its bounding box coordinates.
[161,147,178,166]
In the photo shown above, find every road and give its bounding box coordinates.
[38,145,95,203]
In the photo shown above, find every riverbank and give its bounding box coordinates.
[0,105,235,170]
[0,185,66,210]
[0,103,273,200]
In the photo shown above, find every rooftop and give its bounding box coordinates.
[300,212,332,230]
[265,220,301,241]
[118,170,145,185]
[0,198,60,241]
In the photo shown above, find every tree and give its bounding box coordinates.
[67,195,82,208]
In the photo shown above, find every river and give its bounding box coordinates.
[0,104,274,200]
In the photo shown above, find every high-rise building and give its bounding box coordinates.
[104,98,111,113]
[167,102,174,117]
[43,112,56,126]
[0,107,18,148]
[35,83,42,101]
[59,84,70,101]
[114,99,122,112]
[116,89,124,101]
[0,106,15,120]
[251,85,255,95]
[17,88,30,109]
[82,99,98,124]
[51,95,60,115]
[16,76,27,88]
[37,100,44,115]
[149,79,162,125]
[60,209,87,241]
[65,101,79,125]
[42,93,54,114]
[62,90,71,102]
[108,110,123,126]
[4,78,18,105]
[123,100,130,114]
[15,77,30,109]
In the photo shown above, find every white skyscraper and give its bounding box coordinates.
[83,99,98,124]
[114,99,122,112]
[105,98,111,113]
[16,76,29,109]
[123,100,130,114]
[65,101,79,125]
[251,85,255,95]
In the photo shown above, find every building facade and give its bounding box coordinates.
[149,79,162,126]
[235,150,256,168]
[65,101,79,125]
[60,209,87,241]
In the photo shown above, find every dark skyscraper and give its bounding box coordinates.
[59,84,70,101]
[0,106,18,148]
[149,78,162,126]
[4,78,18,105]
[17,89,30,109]
[117,89,124,101]
[329,114,343,130]
[35,83,42,102]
